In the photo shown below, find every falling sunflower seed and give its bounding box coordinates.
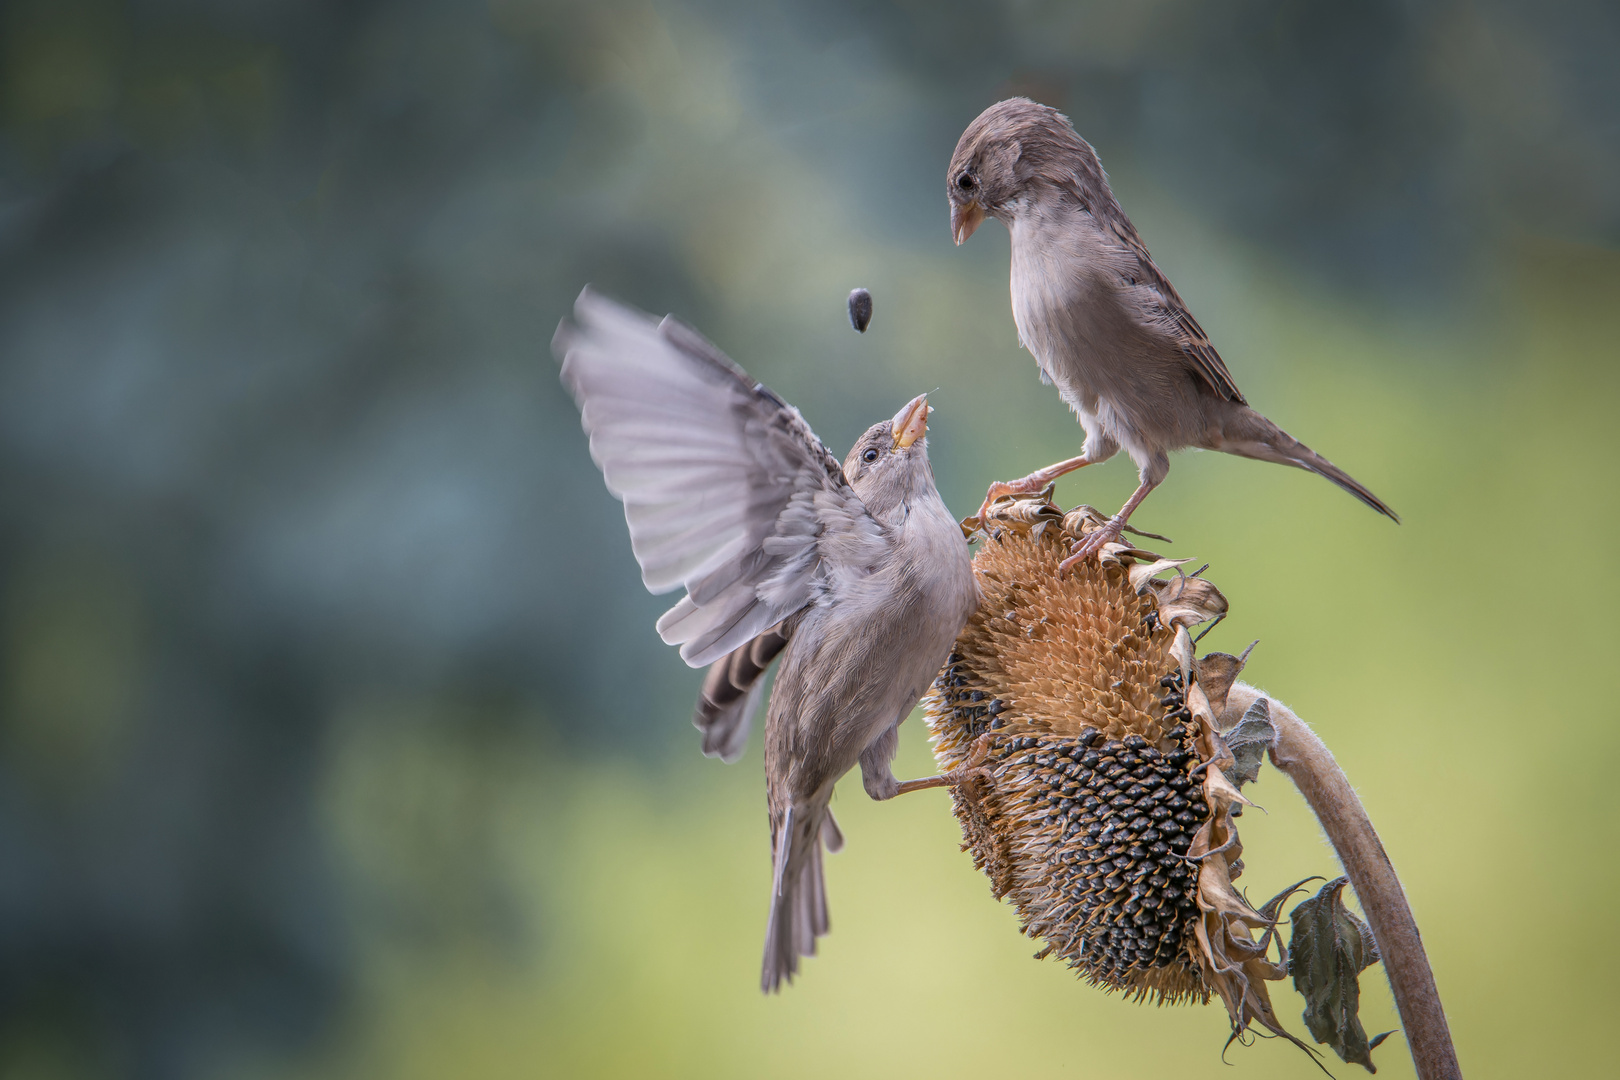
[847,287,873,333]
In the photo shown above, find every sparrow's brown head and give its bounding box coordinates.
[842,393,934,514]
[947,97,1105,244]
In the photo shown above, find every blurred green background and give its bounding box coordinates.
[1,1,1617,1077]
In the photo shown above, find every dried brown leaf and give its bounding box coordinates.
[1196,643,1256,715]
[1127,557,1193,593]
[1060,505,1108,537]
[984,497,1064,533]
[1151,573,1229,630]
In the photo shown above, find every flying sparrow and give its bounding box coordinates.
[554,289,980,992]
[947,98,1397,567]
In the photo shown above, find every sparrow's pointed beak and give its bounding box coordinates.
[891,393,930,450]
[951,200,984,245]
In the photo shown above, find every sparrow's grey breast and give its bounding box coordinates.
[770,433,975,797]
[1006,193,1226,465]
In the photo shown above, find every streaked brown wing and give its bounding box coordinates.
[1107,218,1247,404]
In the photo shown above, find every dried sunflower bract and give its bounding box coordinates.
[924,494,1301,1043]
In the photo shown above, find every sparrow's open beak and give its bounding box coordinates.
[951,200,984,245]
[891,393,930,450]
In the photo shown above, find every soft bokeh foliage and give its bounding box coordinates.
[1,1,1616,1078]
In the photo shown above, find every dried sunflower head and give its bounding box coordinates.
[924,495,1298,1041]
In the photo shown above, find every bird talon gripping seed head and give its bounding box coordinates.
[924,494,1305,1042]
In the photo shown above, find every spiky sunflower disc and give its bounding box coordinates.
[924,497,1294,1027]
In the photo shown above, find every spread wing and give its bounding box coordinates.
[554,288,889,668]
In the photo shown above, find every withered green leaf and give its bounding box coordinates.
[1223,697,1275,788]
[1289,877,1387,1072]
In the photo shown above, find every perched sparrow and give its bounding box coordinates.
[554,289,980,992]
[947,98,1397,567]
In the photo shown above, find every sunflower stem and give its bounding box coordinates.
[1222,682,1462,1080]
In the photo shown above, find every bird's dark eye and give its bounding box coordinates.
[862,447,879,463]
[956,172,975,190]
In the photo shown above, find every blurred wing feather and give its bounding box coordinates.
[556,289,887,667]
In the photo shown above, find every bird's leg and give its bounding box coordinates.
[1059,474,1162,571]
[858,723,903,800]
[887,733,997,798]
[974,455,1094,523]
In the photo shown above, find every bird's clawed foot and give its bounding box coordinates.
[1058,518,1125,573]
[889,734,997,798]
[973,478,1051,526]
[972,455,1093,523]
[891,767,992,797]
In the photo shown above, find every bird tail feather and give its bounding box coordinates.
[1222,410,1399,523]
[760,803,832,993]
[694,628,789,763]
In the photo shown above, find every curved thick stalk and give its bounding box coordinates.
[1221,682,1461,1080]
